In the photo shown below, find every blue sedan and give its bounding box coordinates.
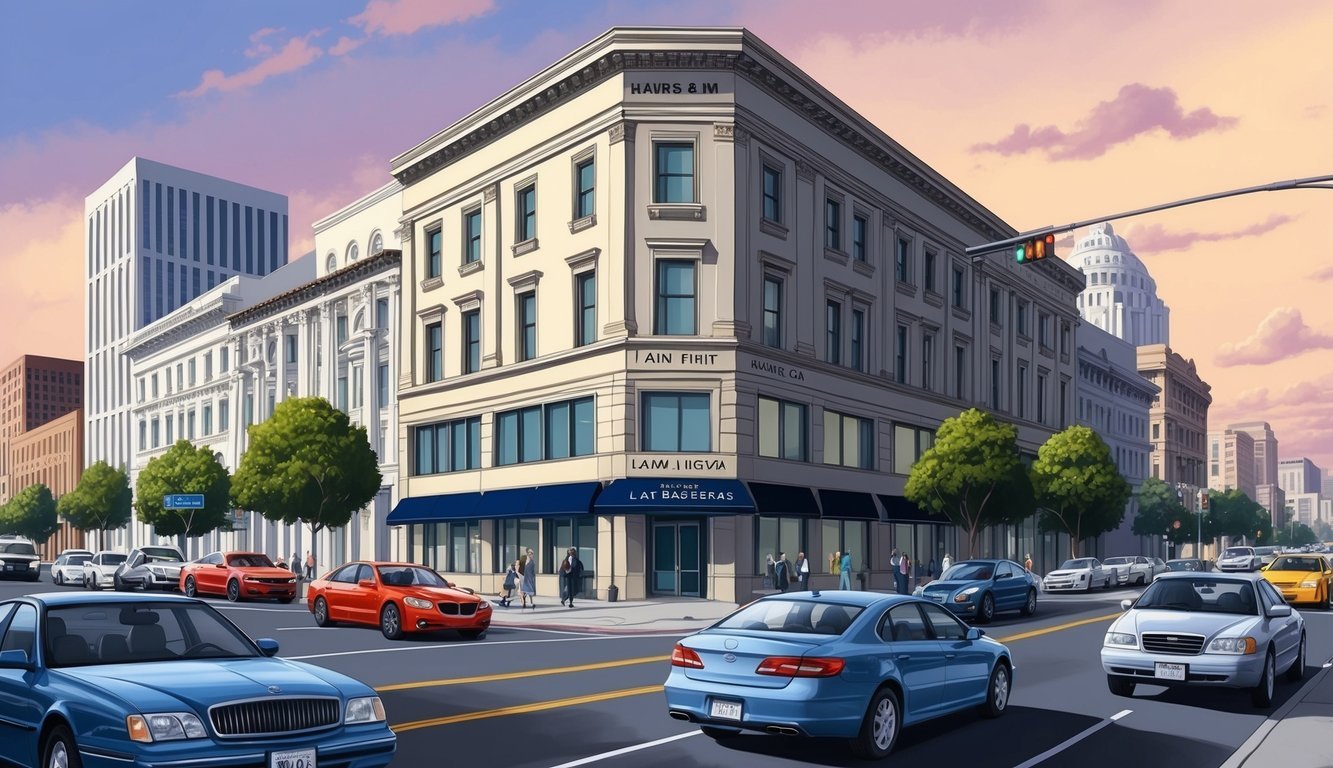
[664,590,1014,759]
[917,559,1040,623]
[0,592,396,768]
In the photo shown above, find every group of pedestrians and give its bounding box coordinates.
[760,547,969,595]
[498,547,586,609]
[274,551,318,581]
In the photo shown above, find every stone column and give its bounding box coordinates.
[710,122,746,338]
[604,120,637,337]
[794,158,817,357]
[482,183,502,369]
[387,279,401,466]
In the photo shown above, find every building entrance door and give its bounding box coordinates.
[651,521,702,597]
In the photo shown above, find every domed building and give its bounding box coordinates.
[1069,222,1170,346]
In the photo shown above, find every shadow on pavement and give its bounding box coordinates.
[1118,664,1321,715]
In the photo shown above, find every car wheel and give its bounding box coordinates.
[226,579,240,602]
[1107,675,1135,697]
[849,687,900,760]
[1252,648,1276,707]
[1019,589,1037,617]
[88,573,100,591]
[700,725,740,741]
[980,662,1011,718]
[183,576,197,598]
[313,597,332,627]
[978,593,995,623]
[381,603,404,640]
[459,629,485,640]
[113,574,126,591]
[1286,633,1306,683]
[42,723,82,768]
[53,571,63,586]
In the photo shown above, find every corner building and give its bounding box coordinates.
[391,28,1084,602]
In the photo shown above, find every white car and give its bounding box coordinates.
[1104,556,1155,586]
[1044,558,1112,592]
[50,552,93,585]
[1217,546,1261,572]
[81,550,128,589]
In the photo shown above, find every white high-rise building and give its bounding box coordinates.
[84,158,289,473]
[1069,223,1170,346]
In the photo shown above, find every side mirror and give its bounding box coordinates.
[0,649,31,668]
[1266,604,1293,618]
[254,638,280,657]
[965,627,984,641]
[357,579,377,589]
[1120,599,1135,612]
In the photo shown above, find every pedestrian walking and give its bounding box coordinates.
[829,551,840,575]
[896,552,911,595]
[839,551,852,590]
[304,551,316,581]
[889,549,901,592]
[774,552,790,593]
[559,547,585,608]
[942,553,953,572]
[520,547,537,609]
[499,559,520,607]
[290,552,301,581]
[794,552,810,590]
[1024,553,1034,573]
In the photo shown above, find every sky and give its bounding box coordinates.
[1,0,1331,471]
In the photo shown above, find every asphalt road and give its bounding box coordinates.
[3,573,1332,768]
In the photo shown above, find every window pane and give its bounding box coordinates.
[782,402,805,461]
[894,425,915,475]
[468,418,481,468]
[573,397,595,456]
[452,421,468,471]
[497,411,519,465]
[680,394,711,451]
[546,401,571,460]
[845,522,866,571]
[823,410,839,463]
[859,419,874,469]
[520,406,543,463]
[759,397,779,458]
[779,517,801,562]
[416,426,434,475]
[644,394,678,451]
[435,421,450,472]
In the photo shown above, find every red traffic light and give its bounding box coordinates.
[1015,233,1057,264]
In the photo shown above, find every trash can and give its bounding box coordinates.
[607,584,619,603]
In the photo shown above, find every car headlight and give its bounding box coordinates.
[403,596,433,610]
[1209,636,1257,655]
[1104,632,1138,648]
[1301,580,1319,588]
[476,601,492,611]
[126,713,208,743]
[954,587,979,603]
[345,696,386,724]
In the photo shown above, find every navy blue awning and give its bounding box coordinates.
[593,478,755,516]
[818,490,882,521]
[387,482,602,525]
[877,494,939,524]
[748,482,821,518]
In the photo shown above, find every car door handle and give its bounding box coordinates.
[896,654,911,661]
[945,653,956,659]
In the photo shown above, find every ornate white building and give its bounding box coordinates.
[1069,222,1170,346]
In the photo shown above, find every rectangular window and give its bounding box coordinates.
[852,213,867,261]
[654,260,696,335]
[1037,374,1047,423]
[378,364,389,408]
[758,396,807,461]
[642,392,710,452]
[825,199,841,250]
[426,322,443,382]
[165,415,174,444]
[922,333,934,390]
[895,237,910,283]
[231,202,240,270]
[187,411,196,440]
[192,192,200,262]
[219,399,229,429]
[518,293,537,361]
[654,142,694,203]
[762,276,782,348]
[991,359,1002,409]
[516,185,537,242]
[495,397,595,466]
[427,228,442,278]
[188,359,196,386]
[376,297,389,329]
[151,419,160,448]
[336,315,348,346]
[1017,366,1027,418]
[989,287,1001,324]
[166,185,174,256]
[851,309,865,372]
[755,517,805,576]
[218,199,228,268]
[575,159,595,219]
[825,300,841,364]
[463,210,481,264]
[892,424,935,475]
[821,520,868,571]
[1060,323,1070,355]
[1017,302,1028,336]
[219,345,229,373]
[1039,311,1051,347]
[463,311,480,374]
[895,325,908,384]
[824,410,874,469]
[202,405,213,436]
[255,206,265,275]
[244,206,253,273]
[762,165,782,222]
[1059,380,1068,425]
[952,267,965,307]
[576,272,596,346]
[413,417,483,475]
[923,249,937,293]
[352,366,363,409]
[336,377,348,412]
[955,345,967,399]
[142,180,151,251]
[139,421,146,451]
[285,335,297,364]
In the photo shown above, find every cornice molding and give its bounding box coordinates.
[229,251,401,329]
[132,379,232,415]
[124,305,231,359]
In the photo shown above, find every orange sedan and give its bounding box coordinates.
[179,551,299,603]
[307,561,492,640]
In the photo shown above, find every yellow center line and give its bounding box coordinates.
[391,685,663,732]
[993,611,1123,643]
[376,654,670,692]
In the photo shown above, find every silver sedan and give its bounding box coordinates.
[1101,572,1305,707]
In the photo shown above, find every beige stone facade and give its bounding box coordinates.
[1139,345,1211,492]
[1208,428,1256,499]
[9,409,84,559]
[390,28,1083,603]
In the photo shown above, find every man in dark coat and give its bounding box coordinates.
[559,547,585,608]
[774,552,791,593]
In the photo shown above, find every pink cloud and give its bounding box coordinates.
[972,84,1238,160]
[1124,214,1296,253]
[179,32,325,98]
[737,0,1046,46]
[349,0,495,37]
[329,36,365,57]
[1312,264,1333,282]
[1216,308,1333,367]
[245,27,285,59]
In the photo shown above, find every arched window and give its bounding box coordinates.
[370,231,383,254]
[353,310,365,332]
[326,253,337,272]
[266,341,276,364]
[348,242,360,262]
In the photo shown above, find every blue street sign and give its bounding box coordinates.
[164,494,206,509]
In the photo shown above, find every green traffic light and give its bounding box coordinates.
[1015,244,1027,263]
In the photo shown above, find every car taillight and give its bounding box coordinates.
[671,644,704,669]
[755,656,845,677]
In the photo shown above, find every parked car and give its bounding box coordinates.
[915,559,1039,623]
[50,552,92,585]
[1254,546,1282,568]
[663,591,1014,759]
[180,551,299,603]
[82,551,128,589]
[1261,554,1333,608]
[1165,558,1209,573]
[1148,557,1169,580]
[0,537,41,582]
[1217,546,1262,572]
[0,592,396,768]
[308,561,492,640]
[114,545,187,591]
[1102,572,1304,706]
[1103,556,1155,586]
[1043,558,1111,592]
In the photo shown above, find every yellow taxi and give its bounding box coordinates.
[1261,554,1333,607]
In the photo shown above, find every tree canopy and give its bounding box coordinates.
[1031,426,1131,558]
[1131,477,1196,546]
[134,441,232,539]
[57,461,133,550]
[1208,489,1272,545]
[0,483,60,543]
[904,408,1033,558]
[1274,522,1319,547]
[231,397,381,538]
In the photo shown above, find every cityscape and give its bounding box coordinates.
[1,3,1331,768]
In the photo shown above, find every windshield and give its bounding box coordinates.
[1269,557,1323,572]
[0,543,36,555]
[940,563,994,581]
[141,548,184,563]
[45,602,260,667]
[377,565,450,588]
[1255,547,1280,555]
[1223,548,1254,558]
[1103,557,1131,565]
[1060,559,1096,570]
[714,599,865,635]
[66,555,91,566]
[1165,560,1200,571]
[1134,577,1258,615]
[100,554,127,565]
[226,554,274,568]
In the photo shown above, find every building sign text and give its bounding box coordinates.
[629,81,720,95]
[748,357,806,381]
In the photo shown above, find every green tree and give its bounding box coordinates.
[904,408,1033,558]
[1131,477,1196,547]
[1312,519,1333,543]
[0,483,60,543]
[56,461,134,550]
[134,441,232,540]
[1031,426,1132,558]
[1275,522,1318,547]
[1209,490,1270,545]
[231,397,380,551]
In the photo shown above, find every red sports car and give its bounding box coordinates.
[307,561,492,640]
[180,551,299,603]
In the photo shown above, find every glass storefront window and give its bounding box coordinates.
[821,520,868,571]
[545,517,598,586]
[497,518,541,572]
[755,517,805,576]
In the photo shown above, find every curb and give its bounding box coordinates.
[1220,658,1333,768]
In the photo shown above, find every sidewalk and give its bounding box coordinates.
[483,595,737,635]
[1222,661,1333,767]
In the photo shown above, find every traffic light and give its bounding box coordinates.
[1200,491,1210,511]
[1015,233,1056,264]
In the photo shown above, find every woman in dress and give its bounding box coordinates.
[520,547,537,609]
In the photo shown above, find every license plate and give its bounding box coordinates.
[1155,662,1187,681]
[709,699,742,721]
[4,565,13,571]
[269,748,316,768]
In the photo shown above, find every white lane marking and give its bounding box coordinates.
[1010,710,1132,768]
[543,731,701,768]
[288,632,687,660]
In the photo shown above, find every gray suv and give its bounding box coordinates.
[0,537,41,581]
